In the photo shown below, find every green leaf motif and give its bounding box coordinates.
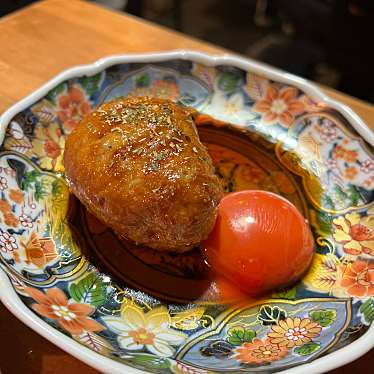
[135,73,151,87]
[46,83,66,103]
[227,327,255,346]
[316,211,333,235]
[294,342,321,355]
[129,354,170,369]
[273,286,297,300]
[321,194,335,210]
[333,184,348,201]
[81,73,103,97]
[347,185,360,206]
[51,179,63,198]
[34,179,50,201]
[69,272,107,307]
[257,305,286,325]
[217,72,241,92]
[21,170,40,190]
[20,170,48,201]
[309,309,336,327]
[360,298,374,324]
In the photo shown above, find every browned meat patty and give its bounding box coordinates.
[64,97,223,252]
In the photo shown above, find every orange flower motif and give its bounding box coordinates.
[34,124,65,171]
[345,167,358,180]
[252,86,305,128]
[21,232,58,268]
[26,287,105,335]
[344,150,358,163]
[4,213,19,227]
[333,146,358,163]
[0,199,12,214]
[268,317,321,348]
[57,86,91,132]
[233,338,288,364]
[333,213,374,256]
[151,80,179,100]
[9,189,24,204]
[44,139,61,159]
[340,260,374,297]
[333,145,346,159]
[128,327,155,345]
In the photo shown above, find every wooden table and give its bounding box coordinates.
[0,1,373,373]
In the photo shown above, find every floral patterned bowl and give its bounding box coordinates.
[0,51,374,374]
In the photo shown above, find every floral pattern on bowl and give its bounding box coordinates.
[178,298,350,371]
[277,113,374,213]
[0,52,373,374]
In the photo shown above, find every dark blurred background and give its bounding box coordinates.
[2,0,374,103]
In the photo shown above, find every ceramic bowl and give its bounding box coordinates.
[0,51,373,374]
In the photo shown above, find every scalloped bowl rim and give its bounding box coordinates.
[0,50,373,374]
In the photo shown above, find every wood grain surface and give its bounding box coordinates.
[0,0,372,373]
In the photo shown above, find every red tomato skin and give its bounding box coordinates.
[202,190,314,295]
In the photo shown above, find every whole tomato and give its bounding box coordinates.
[202,190,314,295]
